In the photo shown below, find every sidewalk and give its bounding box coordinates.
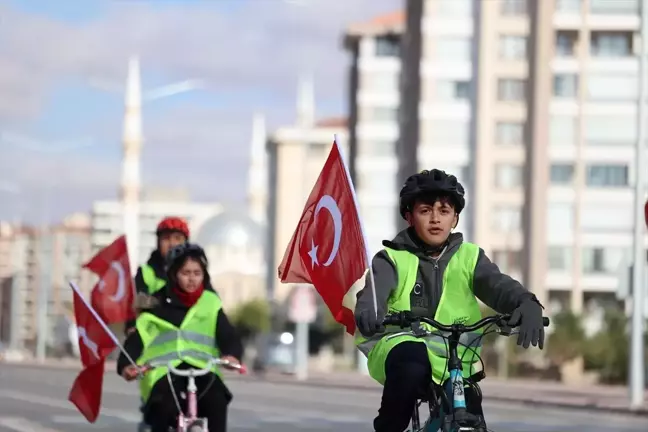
[234,369,648,417]
[7,358,648,416]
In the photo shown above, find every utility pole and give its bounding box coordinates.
[629,0,648,410]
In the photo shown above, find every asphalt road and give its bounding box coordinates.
[0,363,646,432]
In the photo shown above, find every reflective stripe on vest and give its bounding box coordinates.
[141,264,166,294]
[355,242,482,384]
[135,290,222,402]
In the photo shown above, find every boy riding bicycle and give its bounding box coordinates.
[354,169,546,432]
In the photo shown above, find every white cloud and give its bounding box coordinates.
[0,0,400,222]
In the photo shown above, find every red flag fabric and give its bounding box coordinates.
[68,362,106,423]
[68,287,116,422]
[84,235,135,324]
[278,140,367,335]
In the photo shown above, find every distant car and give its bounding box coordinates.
[252,332,295,375]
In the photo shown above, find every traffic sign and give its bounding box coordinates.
[288,285,317,324]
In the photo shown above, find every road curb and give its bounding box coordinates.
[232,374,648,417]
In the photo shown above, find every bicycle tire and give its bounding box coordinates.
[186,419,206,432]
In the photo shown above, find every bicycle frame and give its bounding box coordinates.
[410,326,475,432]
[383,313,550,432]
[179,367,207,431]
[140,357,246,432]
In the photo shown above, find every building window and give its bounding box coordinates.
[436,80,470,100]
[497,79,526,101]
[585,164,629,187]
[587,72,637,101]
[436,38,472,61]
[584,115,636,145]
[553,74,578,98]
[495,122,524,146]
[375,35,400,57]
[590,31,633,57]
[555,31,578,57]
[438,0,473,16]
[548,246,572,270]
[492,206,521,231]
[494,164,523,189]
[590,0,638,15]
[499,35,527,60]
[550,163,575,184]
[556,0,582,13]
[500,0,528,15]
[582,247,625,274]
[550,116,577,146]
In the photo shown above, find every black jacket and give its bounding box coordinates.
[355,229,538,322]
[116,285,244,376]
[124,250,168,334]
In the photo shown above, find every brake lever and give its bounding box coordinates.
[412,320,427,337]
[497,316,513,336]
[499,324,513,336]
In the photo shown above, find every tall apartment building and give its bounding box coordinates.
[0,214,94,349]
[344,3,473,257]
[345,0,648,328]
[475,0,648,320]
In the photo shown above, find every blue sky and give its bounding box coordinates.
[0,0,397,224]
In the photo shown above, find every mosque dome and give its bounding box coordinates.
[195,210,265,249]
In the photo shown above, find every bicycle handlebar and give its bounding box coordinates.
[382,312,550,333]
[139,357,247,376]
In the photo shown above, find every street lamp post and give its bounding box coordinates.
[92,55,202,275]
[630,0,648,410]
[1,135,95,362]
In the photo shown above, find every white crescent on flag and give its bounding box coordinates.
[308,194,343,268]
[98,261,127,302]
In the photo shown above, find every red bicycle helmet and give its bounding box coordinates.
[156,216,190,239]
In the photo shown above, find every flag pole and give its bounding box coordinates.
[69,281,138,367]
[333,135,378,320]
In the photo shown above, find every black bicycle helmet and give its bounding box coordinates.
[165,242,208,279]
[399,169,465,219]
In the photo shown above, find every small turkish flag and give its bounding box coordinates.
[68,282,117,423]
[278,138,368,334]
[83,235,135,324]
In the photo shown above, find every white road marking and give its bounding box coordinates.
[0,390,139,422]
[0,417,63,432]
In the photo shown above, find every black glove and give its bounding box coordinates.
[507,298,544,349]
[355,310,385,337]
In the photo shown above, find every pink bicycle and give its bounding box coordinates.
[140,357,246,432]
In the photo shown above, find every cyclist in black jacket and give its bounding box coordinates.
[125,216,190,335]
